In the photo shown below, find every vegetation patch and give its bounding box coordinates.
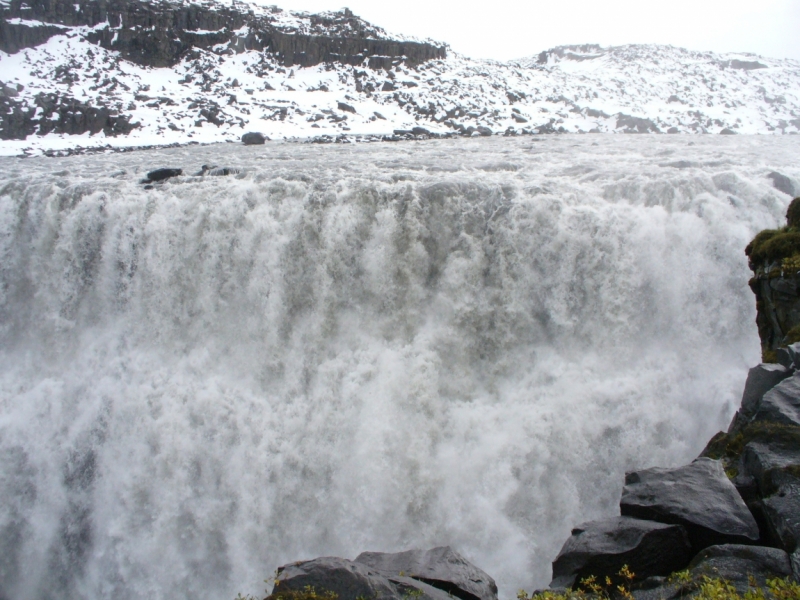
[746,198,800,265]
[701,422,800,464]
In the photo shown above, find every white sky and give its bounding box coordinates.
[254,0,800,62]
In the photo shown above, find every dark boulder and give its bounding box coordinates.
[143,168,182,183]
[337,102,357,114]
[550,517,692,589]
[753,374,800,427]
[620,458,759,551]
[762,482,800,554]
[273,557,399,600]
[688,544,793,593]
[196,165,241,176]
[355,546,498,600]
[729,363,792,432]
[742,441,800,497]
[411,127,431,136]
[242,132,267,145]
[631,545,793,599]
[769,172,798,197]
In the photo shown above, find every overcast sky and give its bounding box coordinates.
[255,0,800,62]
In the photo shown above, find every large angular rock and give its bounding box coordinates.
[274,557,400,600]
[550,517,692,589]
[355,546,498,600]
[688,545,793,594]
[762,483,800,553]
[742,442,800,497]
[729,363,792,432]
[242,131,267,145]
[620,458,759,551]
[631,545,794,599]
[753,375,800,427]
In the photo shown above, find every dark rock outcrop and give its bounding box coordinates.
[620,458,760,551]
[550,517,692,589]
[142,168,182,183]
[0,92,139,140]
[242,132,267,145]
[752,374,800,427]
[355,546,498,600]
[687,545,793,592]
[0,0,446,69]
[729,363,792,433]
[272,549,495,600]
[274,557,402,600]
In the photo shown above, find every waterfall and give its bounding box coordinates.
[0,135,797,600]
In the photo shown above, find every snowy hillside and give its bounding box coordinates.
[1,0,800,155]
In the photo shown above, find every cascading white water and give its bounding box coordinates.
[0,135,798,600]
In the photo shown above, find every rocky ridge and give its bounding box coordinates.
[1,0,800,154]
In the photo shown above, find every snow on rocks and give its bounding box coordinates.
[1,0,800,155]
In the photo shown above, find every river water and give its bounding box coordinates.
[1,135,798,600]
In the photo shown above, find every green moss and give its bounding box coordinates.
[786,197,800,229]
[745,228,800,264]
[700,422,800,463]
[785,325,800,345]
[762,348,778,364]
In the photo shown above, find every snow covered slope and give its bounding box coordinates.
[1,0,799,155]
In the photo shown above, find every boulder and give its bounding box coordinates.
[143,168,182,183]
[753,375,800,427]
[729,363,792,432]
[337,102,357,114]
[687,544,793,593]
[549,517,692,589]
[196,165,241,176]
[631,545,794,599]
[242,132,267,145]
[273,557,399,600]
[769,172,798,197]
[742,441,800,497]
[620,458,759,551]
[355,546,498,600]
[762,482,800,553]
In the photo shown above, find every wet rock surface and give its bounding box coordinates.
[272,549,496,600]
[550,517,691,589]
[355,546,498,600]
[620,458,760,551]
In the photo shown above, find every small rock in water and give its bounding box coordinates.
[242,132,267,145]
[195,165,241,177]
[142,168,182,183]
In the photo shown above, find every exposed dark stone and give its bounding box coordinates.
[753,374,800,427]
[688,545,793,593]
[411,127,430,136]
[0,0,446,69]
[337,102,356,113]
[742,440,800,497]
[616,114,660,133]
[620,458,760,552]
[196,165,241,176]
[0,92,139,140]
[729,363,792,432]
[143,168,182,183]
[769,172,798,197]
[549,517,692,589]
[241,131,267,145]
[762,482,800,553]
[273,557,401,600]
[720,128,737,135]
[355,546,498,600]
